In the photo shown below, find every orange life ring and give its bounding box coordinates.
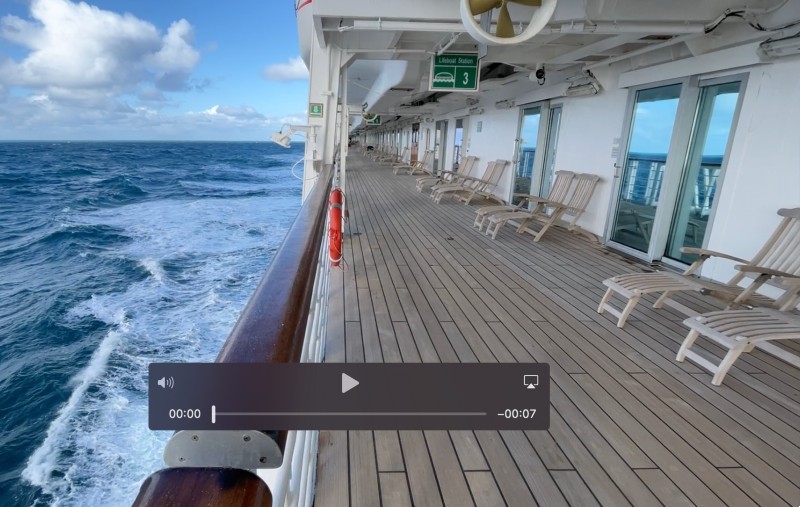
[329,188,343,266]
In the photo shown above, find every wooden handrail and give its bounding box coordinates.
[216,163,332,365]
[133,164,333,506]
[132,468,272,507]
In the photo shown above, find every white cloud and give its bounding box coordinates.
[0,94,303,140]
[262,56,308,81]
[0,0,201,100]
[0,1,306,140]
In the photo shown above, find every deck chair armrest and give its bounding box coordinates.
[679,247,750,264]
[734,265,800,279]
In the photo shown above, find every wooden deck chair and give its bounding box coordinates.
[453,160,510,205]
[394,150,432,175]
[678,307,800,385]
[431,160,505,204]
[474,170,575,231]
[430,160,496,203]
[598,207,800,328]
[369,146,387,161]
[379,147,407,165]
[485,173,600,241]
[408,150,436,176]
[416,156,477,192]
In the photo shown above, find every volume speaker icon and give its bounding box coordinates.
[157,376,175,389]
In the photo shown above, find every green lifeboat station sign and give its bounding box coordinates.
[365,115,381,125]
[429,53,480,92]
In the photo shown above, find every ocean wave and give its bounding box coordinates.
[21,311,128,496]
[0,142,305,506]
[138,259,165,284]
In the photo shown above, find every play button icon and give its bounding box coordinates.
[341,373,359,394]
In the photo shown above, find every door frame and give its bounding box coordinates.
[604,73,748,264]
[660,73,749,269]
[510,101,550,204]
[603,77,693,262]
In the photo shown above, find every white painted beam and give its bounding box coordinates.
[548,34,643,65]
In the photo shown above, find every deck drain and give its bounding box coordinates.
[446,236,454,240]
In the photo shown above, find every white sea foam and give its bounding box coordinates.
[24,192,298,505]
[138,258,165,283]
[22,316,128,494]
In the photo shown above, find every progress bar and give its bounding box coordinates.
[211,408,487,421]
[152,363,550,430]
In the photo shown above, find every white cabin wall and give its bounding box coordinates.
[550,83,630,237]
[701,57,800,282]
[440,71,629,236]
[460,105,520,196]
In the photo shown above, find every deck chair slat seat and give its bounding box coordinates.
[453,160,510,205]
[379,147,408,165]
[598,207,800,328]
[393,150,432,175]
[678,307,800,385]
[430,161,496,197]
[416,156,477,192]
[408,150,435,176]
[474,170,575,230]
[485,173,600,241]
[430,160,505,204]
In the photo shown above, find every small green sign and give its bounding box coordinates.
[430,53,480,92]
[309,103,323,117]
[365,115,381,125]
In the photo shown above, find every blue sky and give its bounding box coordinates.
[0,0,309,140]
[630,92,738,155]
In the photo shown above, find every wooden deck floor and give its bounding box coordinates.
[314,154,800,507]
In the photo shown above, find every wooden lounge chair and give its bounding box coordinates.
[369,146,388,161]
[453,160,509,205]
[416,156,477,192]
[484,173,600,241]
[474,170,575,231]
[430,160,507,205]
[678,307,800,385]
[598,207,800,328]
[379,147,407,165]
[393,150,432,175]
[430,160,496,203]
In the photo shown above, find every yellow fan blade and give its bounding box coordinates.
[509,0,542,6]
[469,0,502,16]
[496,2,515,37]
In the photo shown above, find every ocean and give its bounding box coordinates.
[0,142,305,506]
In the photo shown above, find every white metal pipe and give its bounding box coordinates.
[339,18,707,35]
[344,49,432,54]
[548,21,706,35]
[583,33,700,70]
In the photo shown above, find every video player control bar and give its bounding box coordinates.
[149,363,549,430]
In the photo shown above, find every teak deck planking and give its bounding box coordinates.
[314,154,800,507]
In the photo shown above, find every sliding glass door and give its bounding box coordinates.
[512,106,541,204]
[540,105,562,198]
[666,81,742,263]
[433,120,448,173]
[608,78,744,263]
[610,84,682,252]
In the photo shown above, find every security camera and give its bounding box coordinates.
[534,66,546,85]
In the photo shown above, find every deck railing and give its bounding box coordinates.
[132,163,334,507]
[621,153,721,214]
